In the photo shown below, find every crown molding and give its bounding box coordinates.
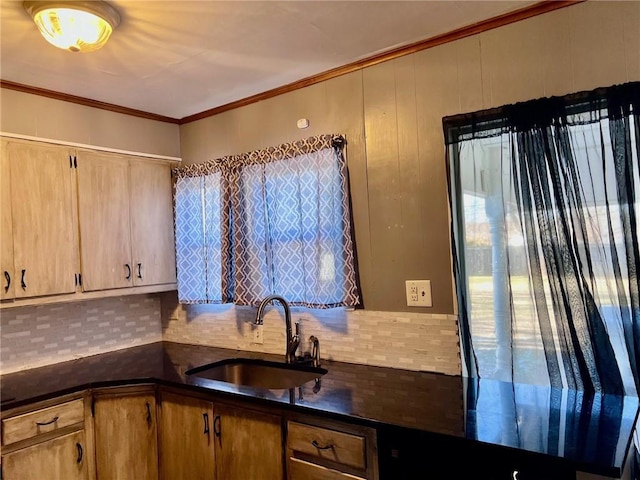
[0,80,180,124]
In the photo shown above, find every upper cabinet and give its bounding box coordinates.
[129,159,177,287]
[77,151,132,291]
[0,136,178,308]
[77,150,177,291]
[1,139,77,299]
[1,139,15,300]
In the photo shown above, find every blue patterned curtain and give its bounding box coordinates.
[173,166,231,304]
[172,134,360,309]
[229,135,360,308]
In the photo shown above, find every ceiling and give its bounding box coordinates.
[0,1,540,121]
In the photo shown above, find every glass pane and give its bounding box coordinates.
[456,116,639,394]
[174,176,207,303]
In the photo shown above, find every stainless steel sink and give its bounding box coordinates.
[185,358,327,390]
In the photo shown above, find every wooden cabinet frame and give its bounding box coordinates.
[0,138,78,301]
[157,386,285,480]
[91,385,159,480]
[76,152,177,292]
[2,384,380,480]
[0,392,95,480]
[157,386,378,480]
[285,413,379,480]
[157,389,215,480]
[0,136,179,309]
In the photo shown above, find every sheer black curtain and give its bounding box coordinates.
[444,82,640,470]
[445,82,639,393]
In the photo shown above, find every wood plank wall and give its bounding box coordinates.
[179,1,639,314]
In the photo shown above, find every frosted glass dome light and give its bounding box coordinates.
[23,1,121,53]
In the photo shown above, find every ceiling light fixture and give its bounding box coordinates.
[23,1,120,53]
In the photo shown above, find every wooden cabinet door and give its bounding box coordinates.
[0,139,15,300]
[2,430,88,480]
[8,141,77,298]
[77,151,133,291]
[129,160,176,286]
[214,404,284,480]
[93,392,158,480]
[158,391,214,480]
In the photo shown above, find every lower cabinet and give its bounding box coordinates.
[1,386,380,480]
[0,395,92,480]
[157,389,284,480]
[214,403,284,480]
[93,386,158,480]
[158,390,215,480]
[2,429,88,480]
[286,417,378,480]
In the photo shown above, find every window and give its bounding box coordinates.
[444,82,640,473]
[445,82,640,395]
[173,170,229,303]
[173,134,360,309]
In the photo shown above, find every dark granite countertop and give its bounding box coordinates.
[1,341,637,478]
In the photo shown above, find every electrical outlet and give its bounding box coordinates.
[405,280,432,307]
[253,324,264,344]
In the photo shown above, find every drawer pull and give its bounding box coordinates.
[213,415,221,438]
[76,442,83,464]
[35,416,59,426]
[203,413,209,435]
[311,439,334,450]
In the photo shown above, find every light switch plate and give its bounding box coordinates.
[405,280,432,307]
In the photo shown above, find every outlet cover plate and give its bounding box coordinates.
[405,280,432,307]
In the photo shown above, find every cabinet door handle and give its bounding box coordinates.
[145,402,152,423]
[125,264,131,280]
[137,263,142,279]
[311,440,334,450]
[3,271,10,293]
[35,416,59,426]
[213,415,221,438]
[76,443,83,464]
[203,413,209,435]
[20,269,26,290]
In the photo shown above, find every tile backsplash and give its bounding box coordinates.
[0,295,162,374]
[1,292,461,376]
[161,293,461,376]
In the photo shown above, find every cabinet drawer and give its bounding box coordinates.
[2,399,84,445]
[287,421,366,470]
[289,457,365,480]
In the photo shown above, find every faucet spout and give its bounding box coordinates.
[255,295,296,363]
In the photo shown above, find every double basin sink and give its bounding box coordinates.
[185,357,327,390]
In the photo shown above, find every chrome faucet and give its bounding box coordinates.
[254,295,299,363]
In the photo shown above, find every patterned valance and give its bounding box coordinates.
[173,134,345,177]
[172,156,229,179]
